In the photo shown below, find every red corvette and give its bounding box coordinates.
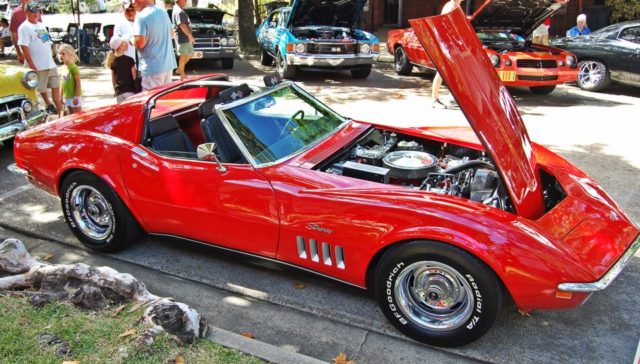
[14,10,638,347]
[388,0,579,94]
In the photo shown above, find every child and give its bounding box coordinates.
[57,44,82,116]
[0,18,10,58]
[105,35,137,103]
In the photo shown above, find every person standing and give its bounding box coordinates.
[0,18,10,57]
[57,44,82,116]
[567,14,591,37]
[130,0,176,91]
[532,18,551,45]
[172,0,195,80]
[105,35,138,103]
[17,2,61,115]
[431,0,463,109]
[9,0,40,64]
[114,0,137,60]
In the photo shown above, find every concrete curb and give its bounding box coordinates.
[207,327,327,364]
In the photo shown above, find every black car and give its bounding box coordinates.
[552,20,640,91]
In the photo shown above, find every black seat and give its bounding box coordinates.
[148,115,196,158]
[200,114,245,164]
[198,97,223,119]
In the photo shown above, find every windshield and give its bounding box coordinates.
[222,85,346,165]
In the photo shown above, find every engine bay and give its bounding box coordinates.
[316,128,514,212]
[292,27,356,41]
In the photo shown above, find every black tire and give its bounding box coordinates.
[374,240,504,347]
[221,57,234,69]
[529,85,556,95]
[351,64,372,79]
[576,60,611,92]
[1,138,14,148]
[276,51,296,79]
[60,171,143,252]
[394,47,413,76]
[260,50,273,66]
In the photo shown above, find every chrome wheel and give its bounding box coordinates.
[69,185,114,241]
[577,60,609,91]
[395,261,474,331]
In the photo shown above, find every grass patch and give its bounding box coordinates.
[0,295,265,364]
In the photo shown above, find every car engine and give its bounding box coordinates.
[292,27,355,41]
[317,128,514,212]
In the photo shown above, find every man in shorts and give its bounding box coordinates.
[172,0,195,80]
[17,3,61,114]
[130,0,176,91]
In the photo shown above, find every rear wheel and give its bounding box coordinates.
[221,57,234,69]
[260,50,273,66]
[351,65,372,79]
[374,240,504,347]
[60,171,143,252]
[276,51,296,79]
[394,47,413,76]
[529,85,556,95]
[577,60,611,92]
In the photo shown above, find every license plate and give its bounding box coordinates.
[192,51,204,59]
[498,70,516,82]
[331,47,341,53]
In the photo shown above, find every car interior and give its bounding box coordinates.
[144,77,254,164]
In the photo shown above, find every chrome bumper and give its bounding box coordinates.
[287,53,378,67]
[193,47,237,59]
[0,109,47,142]
[558,234,640,292]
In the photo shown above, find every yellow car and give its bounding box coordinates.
[0,64,47,144]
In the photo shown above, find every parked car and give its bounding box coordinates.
[256,0,379,79]
[167,7,237,69]
[13,9,639,347]
[552,20,640,92]
[0,65,47,145]
[388,0,578,94]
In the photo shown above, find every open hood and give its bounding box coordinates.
[183,8,226,25]
[409,9,545,219]
[470,0,566,37]
[287,0,366,29]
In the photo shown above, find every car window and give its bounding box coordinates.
[619,26,640,44]
[268,11,280,27]
[222,85,346,165]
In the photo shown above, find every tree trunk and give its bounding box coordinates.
[238,0,259,54]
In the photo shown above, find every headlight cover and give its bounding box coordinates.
[360,43,371,54]
[228,37,237,46]
[220,38,228,46]
[22,71,39,89]
[489,54,500,67]
[21,100,33,114]
[295,43,305,53]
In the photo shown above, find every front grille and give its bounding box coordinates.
[518,75,559,81]
[517,59,557,69]
[306,42,357,55]
[194,37,221,49]
[0,97,27,127]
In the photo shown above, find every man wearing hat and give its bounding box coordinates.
[130,0,176,91]
[9,0,41,64]
[17,2,61,115]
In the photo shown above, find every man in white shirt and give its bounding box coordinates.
[114,0,136,60]
[17,2,61,114]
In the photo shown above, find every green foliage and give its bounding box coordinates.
[0,296,265,364]
[605,0,640,22]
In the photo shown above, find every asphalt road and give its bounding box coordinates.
[1,54,640,363]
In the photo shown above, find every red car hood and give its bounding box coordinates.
[409,9,545,219]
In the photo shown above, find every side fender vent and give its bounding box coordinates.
[296,236,345,270]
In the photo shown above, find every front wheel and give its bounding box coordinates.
[394,47,413,76]
[529,85,556,95]
[61,171,143,252]
[351,65,372,79]
[276,51,296,79]
[577,60,611,92]
[374,240,504,347]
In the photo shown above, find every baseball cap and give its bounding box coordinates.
[26,2,41,12]
[109,35,126,50]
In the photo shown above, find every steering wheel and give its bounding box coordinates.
[278,110,304,139]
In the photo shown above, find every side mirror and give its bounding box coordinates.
[269,21,277,28]
[197,143,227,172]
